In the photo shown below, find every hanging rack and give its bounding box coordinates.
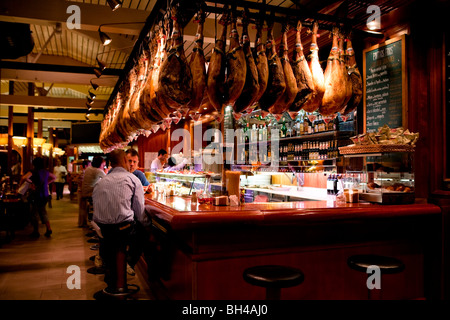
[103,0,382,118]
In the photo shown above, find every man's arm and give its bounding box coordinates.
[131,178,148,226]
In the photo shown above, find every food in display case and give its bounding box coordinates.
[342,151,415,204]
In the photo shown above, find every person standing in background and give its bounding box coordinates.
[20,157,56,238]
[150,149,168,172]
[53,159,67,200]
[77,159,91,228]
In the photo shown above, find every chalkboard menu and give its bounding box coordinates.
[363,35,407,133]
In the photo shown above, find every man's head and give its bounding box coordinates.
[91,156,105,169]
[167,157,176,167]
[125,148,139,173]
[108,149,128,170]
[157,149,168,164]
[82,160,91,169]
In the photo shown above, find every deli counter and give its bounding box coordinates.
[140,185,442,300]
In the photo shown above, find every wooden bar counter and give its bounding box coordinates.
[141,194,442,300]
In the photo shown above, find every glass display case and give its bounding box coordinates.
[342,151,415,204]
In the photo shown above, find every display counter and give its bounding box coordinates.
[141,194,442,300]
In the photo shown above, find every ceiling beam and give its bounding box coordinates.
[0,61,122,75]
[1,61,121,86]
[1,68,119,86]
[0,95,106,110]
[0,0,150,34]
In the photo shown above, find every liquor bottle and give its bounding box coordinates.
[244,122,249,144]
[262,124,268,141]
[303,116,309,134]
[327,174,332,195]
[281,118,287,138]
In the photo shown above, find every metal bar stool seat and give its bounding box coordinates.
[347,254,405,299]
[243,265,304,300]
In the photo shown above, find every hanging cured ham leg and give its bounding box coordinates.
[339,32,353,111]
[258,18,286,118]
[158,6,193,111]
[254,19,269,114]
[302,21,325,113]
[129,48,152,132]
[225,10,247,111]
[152,20,173,120]
[269,24,297,117]
[188,9,207,113]
[206,6,229,112]
[341,34,362,115]
[290,21,314,113]
[233,9,259,115]
[140,27,164,122]
[320,27,350,116]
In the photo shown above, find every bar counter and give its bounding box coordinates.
[141,194,442,300]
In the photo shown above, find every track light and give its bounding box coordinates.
[94,68,103,78]
[85,114,90,122]
[87,97,94,105]
[98,22,145,46]
[107,0,122,11]
[88,90,96,100]
[86,103,92,110]
[90,79,99,90]
[96,57,107,71]
[98,28,112,46]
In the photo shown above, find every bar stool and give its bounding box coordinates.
[347,254,405,299]
[243,265,304,300]
[94,249,140,300]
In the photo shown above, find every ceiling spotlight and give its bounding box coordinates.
[98,28,112,46]
[90,79,99,90]
[96,57,107,71]
[107,0,122,11]
[88,90,96,100]
[94,68,103,78]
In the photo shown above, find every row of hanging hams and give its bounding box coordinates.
[100,5,362,152]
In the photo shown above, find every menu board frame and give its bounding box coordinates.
[444,32,450,188]
[363,35,408,133]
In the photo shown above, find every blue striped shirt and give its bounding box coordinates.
[92,167,146,225]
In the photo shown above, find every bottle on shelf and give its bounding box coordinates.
[281,118,287,138]
[244,122,249,144]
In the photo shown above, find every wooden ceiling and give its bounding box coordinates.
[0,0,416,135]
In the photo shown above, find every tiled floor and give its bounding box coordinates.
[0,187,153,300]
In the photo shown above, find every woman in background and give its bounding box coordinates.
[21,157,56,238]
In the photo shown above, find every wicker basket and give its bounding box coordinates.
[339,144,415,155]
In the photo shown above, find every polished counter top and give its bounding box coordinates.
[244,186,328,201]
[144,193,441,230]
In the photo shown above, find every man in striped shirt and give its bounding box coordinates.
[92,149,148,293]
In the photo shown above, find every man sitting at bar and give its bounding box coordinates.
[125,148,150,189]
[150,149,168,172]
[92,149,148,294]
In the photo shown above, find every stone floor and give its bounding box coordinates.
[0,187,153,300]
